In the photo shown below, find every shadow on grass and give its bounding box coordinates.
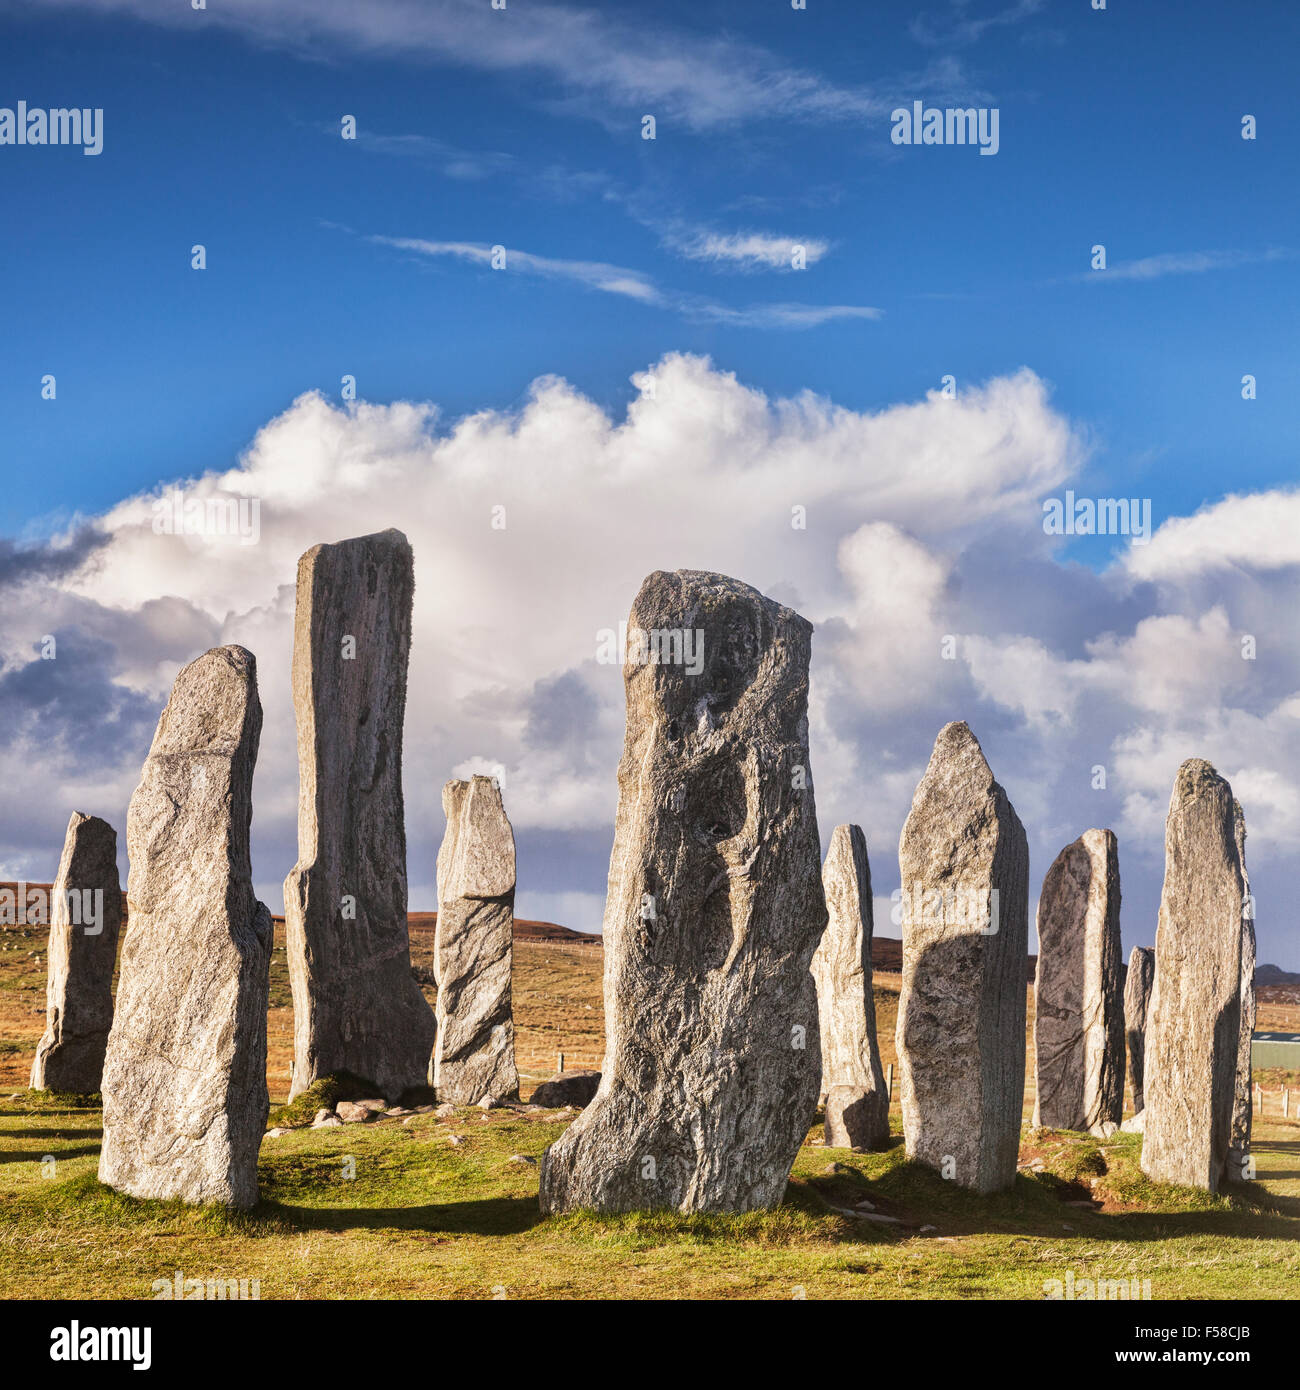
[262,1194,544,1237]
[0,1145,99,1165]
[4,1127,101,1140]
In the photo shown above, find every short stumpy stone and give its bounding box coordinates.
[434,775,519,1105]
[1032,829,1124,1135]
[99,646,272,1208]
[285,530,435,1102]
[1124,946,1155,1114]
[30,813,122,1094]
[812,825,889,1149]
[895,721,1028,1193]
[539,570,827,1214]
[1229,800,1254,1173]
[1141,760,1244,1193]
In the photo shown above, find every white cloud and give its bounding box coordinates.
[1125,488,1300,582]
[663,228,832,272]
[1090,248,1290,283]
[5,353,1298,964]
[30,0,921,131]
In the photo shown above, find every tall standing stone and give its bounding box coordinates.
[895,721,1028,1193]
[1141,759,1244,1193]
[1032,829,1124,1135]
[1124,946,1155,1114]
[285,530,435,1102]
[812,824,889,1149]
[539,570,826,1214]
[434,775,519,1105]
[1229,800,1255,1174]
[30,813,122,1094]
[99,646,271,1209]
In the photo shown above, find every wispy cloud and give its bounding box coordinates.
[27,0,942,131]
[910,0,1044,48]
[660,227,832,272]
[370,236,662,304]
[1087,248,1292,283]
[687,301,881,329]
[367,235,880,329]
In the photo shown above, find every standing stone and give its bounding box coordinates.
[30,813,122,1093]
[433,775,519,1105]
[1032,829,1124,1135]
[285,530,435,1102]
[895,721,1028,1193]
[99,646,271,1208]
[1141,760,1244,1193]
[1124,946,1156,1114]
[812,825,889,1149]
[1229,801,1255,1175]
[539,570,826,1214]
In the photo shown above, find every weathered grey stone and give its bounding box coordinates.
[539,570,827,1214]
[284,529,435,1102]
[1032,829,1124,1135]
[1229,801,1255,1175]
[99,646,272,1209]
[1141,760,1244,1193]
[529,1071,601,1109]
[895,721,1028,1193]
[812,825,889,1149]
[433,776,518,1105]
[1124,946,1155,1114]
[1120,1109,1145,1134]
[30,813,122,1094]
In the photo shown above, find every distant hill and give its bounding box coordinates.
[1257,963,1300,986]
[0,883,598,944]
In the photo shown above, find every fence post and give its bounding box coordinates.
[557,1051,565,1074]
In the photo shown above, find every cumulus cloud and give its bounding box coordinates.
[4,354,1296,964]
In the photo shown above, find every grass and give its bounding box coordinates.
[3,924,1298,1299]
[2,1089,1297,1300]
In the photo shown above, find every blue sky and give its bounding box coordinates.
[3,0,1296,534]
[1,0,1297,968]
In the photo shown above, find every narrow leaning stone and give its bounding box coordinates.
[1140,759,1244,1193]
[30,813,122,1094]
[1229,800,1255,1176]
[434,775,519,1105]
[1124,946,1156,1114]
[1032,829,1124,1135]
[99,646,271,1209]
[285,529,435,1102]
[539,569,827,1214]
[812,824,889,1149]
[895,721,1028,1194]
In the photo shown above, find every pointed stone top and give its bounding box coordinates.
[1128,944,1154,965]
[922,720,994,790]
[438,776,515,902]
[1172,757,1230,800]
[634,569,811,636]
[151,646,259,757]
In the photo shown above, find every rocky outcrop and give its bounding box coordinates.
[99,646,272,1209]
[284,530,435,1102]
[539,570,827,1214]
[812,825,889,1149]
[30,813,122,1094]
[1032,829,1124,1135]
[895,721,1028,1193]
[1140,760,1244,1193]
[433,775,519,1105]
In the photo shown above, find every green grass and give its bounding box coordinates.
[2,1092,1297,1300]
